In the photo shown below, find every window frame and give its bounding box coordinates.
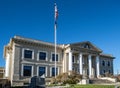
[22,48,34,60]
[21,64,33,77]
[50,67,59,77]
[37,51,48,61]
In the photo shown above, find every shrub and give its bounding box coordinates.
[104,72,113,77]
[116,74,120,82]
[51,71,82,85]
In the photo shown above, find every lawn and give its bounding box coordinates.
[68,84,115,88]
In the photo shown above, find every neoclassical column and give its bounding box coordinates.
[79,53,83,74]
[68,51,72,71]
[96,55,100,78]
[88,54,92,78]
[5,53,10,77]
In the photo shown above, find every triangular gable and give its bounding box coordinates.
[70,41,102,53]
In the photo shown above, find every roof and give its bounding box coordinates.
[4,36,115,59]
[12,35,63,48]
[100,53,115,59]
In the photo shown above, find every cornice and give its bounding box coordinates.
[12,36,63,49]
[100,53,115,59]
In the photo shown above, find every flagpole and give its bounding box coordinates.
[54,3,58,79]
[54,24,57,79]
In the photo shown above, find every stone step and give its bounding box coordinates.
[89,78,114,84]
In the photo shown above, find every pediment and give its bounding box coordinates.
[70,41,102,52]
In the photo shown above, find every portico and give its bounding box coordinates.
[67,51,100,78]
[64,42,102,78]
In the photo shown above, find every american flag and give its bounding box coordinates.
[54,3,58,29]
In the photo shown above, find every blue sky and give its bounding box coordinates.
[0,0,120,74]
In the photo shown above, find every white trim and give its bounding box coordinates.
[37,50,48,61]
[22,48,34,60]
[32,66,34,77]
[79,53,83,74]
[21,64,34,77]
[46,66,48,77]
[50,67,52,77]
[68,51,72,71]
[21,61,62,66]
[88,54,92,78]
[21,64,23,76]
[11,45,15,84]
[5,53,10,77]
[96,55,100,77]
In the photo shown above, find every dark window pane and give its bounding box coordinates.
[39,52,46,60]
[52,67,58,76]
[102,61,105,66]
[23,66,32,76]
[52,54,58,61]
[24,50,32,59]
[39,67,45,76]
[72,56,74,63]
[108,61,110,66]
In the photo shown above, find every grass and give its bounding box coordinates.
[11,84,120,88]
[68,84,115,88]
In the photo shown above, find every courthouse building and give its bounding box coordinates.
[4,36,114,86]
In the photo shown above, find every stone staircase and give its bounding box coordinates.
[89,78,114,84]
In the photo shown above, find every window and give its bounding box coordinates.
[108,61,110,66]
[38,67,46,76]
[52,54,58,61]
[104,70,106,74]
[84,43,90,49]
[52,67,58,76]
[24,50,33,59]
[72,67,75,71]
[109,70,111,73]
[102,70,105,74]
[72,56,75,63]
[102,61,105,66]
[23,66,32,76]
[39,52,46,60]
[77,68,79,73]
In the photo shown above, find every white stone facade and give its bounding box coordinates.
[4,36,114,86]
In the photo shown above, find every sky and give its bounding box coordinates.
[0,0,120,74]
